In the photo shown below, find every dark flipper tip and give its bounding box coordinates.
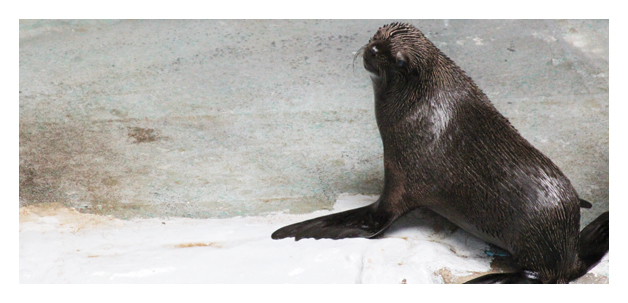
[578,211,609,272]
[270,203,394,241]
[271,227,292,240]
[579,198,593,209]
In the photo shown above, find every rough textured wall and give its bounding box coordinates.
[19,20,608,225]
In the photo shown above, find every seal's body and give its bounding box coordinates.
[272,23,608,284]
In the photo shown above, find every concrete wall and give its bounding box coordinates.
[19,20,608,225]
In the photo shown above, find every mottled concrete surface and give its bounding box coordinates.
[19,20,608,227]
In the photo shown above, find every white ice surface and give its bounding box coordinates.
[19,194,609,284]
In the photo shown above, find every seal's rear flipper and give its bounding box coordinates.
[464,272,542,284]
[271,202,395,241]
[577,211,609,273]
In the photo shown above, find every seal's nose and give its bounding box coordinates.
[363,45,378,74]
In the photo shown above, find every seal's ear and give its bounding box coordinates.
[395,51,409,68]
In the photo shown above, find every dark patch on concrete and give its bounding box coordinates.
[81,192,152,219]
[18,159,62,205]
[19,120,156,219]
[102,177,119,187]
[110,109,128,118]
[127,127,160,144]
[19,121,119,207]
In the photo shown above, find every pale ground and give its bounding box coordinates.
[19,194,608,284]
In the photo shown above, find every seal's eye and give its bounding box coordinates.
[395,51,407,68]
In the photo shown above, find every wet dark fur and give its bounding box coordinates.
[272,23,609,284]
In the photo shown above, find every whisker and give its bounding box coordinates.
[352,45,366,76]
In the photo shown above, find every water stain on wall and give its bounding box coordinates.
[127,127,162,144]
[19,120,152,218]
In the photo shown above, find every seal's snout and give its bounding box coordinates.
[363,53,377,74]
[363,42,384,75]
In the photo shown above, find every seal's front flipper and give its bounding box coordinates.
[271,202,395,241]
[577,211,609,273]
[464,272,542,284]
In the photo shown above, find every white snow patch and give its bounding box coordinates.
[532,32,557,43]
[472,37,484,45]
[19,194,608,283]
[110,267,177,279]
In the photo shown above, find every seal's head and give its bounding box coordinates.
[363,23,440,79]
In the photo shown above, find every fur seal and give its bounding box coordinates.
[272,23,608,284]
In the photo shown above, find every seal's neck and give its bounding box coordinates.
[371,61,455,122]
[371,56,484,145]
